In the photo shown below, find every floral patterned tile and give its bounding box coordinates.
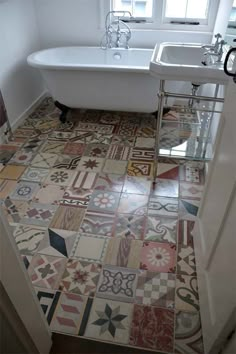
[63,142,85,156]
[20,167,49,183]
[135,270,176,309]
[73,171,98,189]
[33,184,65,205]
[80,211,115,237]
[61,187,92,208]
[84,298,133,344]
[145,216,178,244]
[83,143,109,158]
[77,156,104,173]
[148,196,179,217]
[88,190,120,214]
[177,244,197,276]
[10,149,35,165]
[94,173,125,193]
[104,238,143,269]
[107,145,131,160]
[0,165,26,180]
[175,275,199,313]
[175,310,204,354]
[103,160,127,175]
[178,220,195,247]
[122,176,151,195]
[53,155,81,170]
[127,160,154,177]
[45,169,77,187]
[157,163,179,180]
[113,214,146,240]
[153,178,179,198]
[96,265,139,302]
[50,206,85,231]
[111,135,135,146]
[118,193,148,215]
[140,241,176,273]
[59,260,102,296]
[70,233,109,264]
[28,254,67,289]
[129,304,174,352]
[31,153,58,169]
[10,181,41,201]
[13,224,46,255]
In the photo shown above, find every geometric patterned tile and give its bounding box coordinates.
[148,196,178,217]
[33,185,65,205]
[0,165,26,180]
[135,271,176,309]
[96,265,139,303]
[77,123,114,134]
[84,298,133,344]
[21,203,58,227]
[88,190,120,214]
[80,211,115,237]
[129,304,174,352]
[9,181,40,201]
[35,287,61,324]
[153,178,179,198]
[127,160,154,177]
[73,171,97,190]
[22,255,33,269]
[145,216,178,244]
[53,155,81,170]
[177,244,196,276]
[40,141,66,154]
[0,150,15,164]
[50,292,88,335]
[94,173,125,193]
[70,233,109,264]
[156,163,179,180]
[23,138,44,153]
[64,143,85,156]
[118,193,148,216]
[28,254,67,289]
[20,167,49,182]
[113,214,146,240]
[44,169,77,187]
[140,241,176,273]
[3,198,28,225]
[59,260,102,296]
[115,124,137,137]
[178,220,195,247]
[175,275,199,313]
[49,206,85,231]
[107,145,131,160]
[175,311,204,354]
[83,143,109,158]
[104,238,142,269]
[179,164,205,184]
[37,228,77,258]
[180,182,204,200]
[61,188,92,208]
[111,135,135,146]
[179,199,200,221]
[13,224,46,255]
[0,180,17,200]
[130,147,154,161]
[122,176,151,195]
[48,131,72,142]
[31,153,58,169]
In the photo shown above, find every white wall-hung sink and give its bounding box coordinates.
[150,42,229,85]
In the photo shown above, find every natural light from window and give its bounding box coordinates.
[112,0,153,18]
[165,0,209,19]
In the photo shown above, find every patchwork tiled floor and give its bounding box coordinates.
[0,97,205,354]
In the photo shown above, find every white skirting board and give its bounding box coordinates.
[0,90,48,144]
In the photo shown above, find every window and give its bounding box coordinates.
[164,0,210,23]
[112,0,153,18]
[228,0,236,28]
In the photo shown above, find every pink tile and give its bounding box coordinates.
[140,241,176,273]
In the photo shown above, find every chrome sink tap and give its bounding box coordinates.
[202,34,227,65]
[202,33,222,53]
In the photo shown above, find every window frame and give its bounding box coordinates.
[100,0,220,32]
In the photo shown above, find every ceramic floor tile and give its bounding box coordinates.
[157,163,179,180]
[148,196,179,217]
[83,143,109,158]
[153,178,179,198]
[33,184,65,205]
[140,241,176,273]
[100,112,121,125]
[114,214,146,240]
[13,224,46,255]
[10,181,40,201]
[35,287,60,324]
[23,137,44,153]
[104,238,142,269]
[21,167,49,183]
[175,311,204,354]
[0,164,4,172]
[111,135,135,146]
[130,147,154,161]
[48,131,72,142]
[73,171,97,190]
[175,275,199,313]
[179,199,200,221]
[0,180,17,200]
[40,141,65,154]
[70,233,109,263]
[129,304,174,352]
[135,137,155,148]
[77,157,104,173]
[53,155,81,170]
[180,182,204,200]
[45,169,77,186]
[179,164,205,185]
[122,176,151,195]
[96,265,139,303]
[70,131,112,144]
[59,260,102,296]
[80,212,115,237]
[10,149,35,165]
[64,143,85,156]
[0,165,26,180]
[127,160,154,177]
[118,193,148,215]
[107,145,131,160]
[50,206,85,231]
[103,160,127,175]
[116,124,137,137]
[77,122,114,134]
[94,173,125,193]
[3,198,28,225]
[37,228,77,258]
[50,292,89,335]
[21,202,58,227]
[0,150,15,164]
[61,187,92,208]
[88,190,120,214]
[145,216,178,244]
[31,153,58,169]
[136,126,155,137]
[13,128,39,139]
[28,254,67,289]
[22,255,33,269]
[178,220,195,247]
[135,270,175,309]
[177,245,196,276]
[84,298,133,344]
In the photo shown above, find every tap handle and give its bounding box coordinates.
[215,33,222,40]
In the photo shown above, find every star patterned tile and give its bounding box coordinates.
[77,156,104,173]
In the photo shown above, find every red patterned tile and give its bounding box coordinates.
[140,241,176,273]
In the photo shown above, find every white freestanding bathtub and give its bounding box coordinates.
[27,46,159,112]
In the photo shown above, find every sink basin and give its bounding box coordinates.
[150,42,229,85]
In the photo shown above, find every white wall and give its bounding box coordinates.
[35,0,213,49]
[0,0,44,134]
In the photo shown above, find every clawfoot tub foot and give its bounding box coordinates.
[54,101,70,123]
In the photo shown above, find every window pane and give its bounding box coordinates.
[165,0,209,19]
[113,0,153,18]
[165,0,187,18]
[113,0,132,13]
[186,0,209,19]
